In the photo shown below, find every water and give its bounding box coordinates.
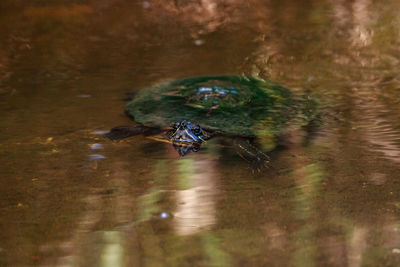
[0,0,400,266]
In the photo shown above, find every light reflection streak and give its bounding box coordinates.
[262,222,287,251]
[100,231,124,267]
[330,0,374,47]
[351,0,374,47]
[348,226,368,267]
[173,156,218,236]
[147,0,231,39]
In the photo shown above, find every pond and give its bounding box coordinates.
[0,0,399,266]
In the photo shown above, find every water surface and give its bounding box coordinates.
[1,0,400,266]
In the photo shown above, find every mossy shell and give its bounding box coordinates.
[125,75,317,137]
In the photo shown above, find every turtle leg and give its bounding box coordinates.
[104,125,160,140]
[233,137,270,171]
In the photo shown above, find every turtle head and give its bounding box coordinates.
[170,120,206,145]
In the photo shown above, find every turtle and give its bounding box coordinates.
[105,75,319,168]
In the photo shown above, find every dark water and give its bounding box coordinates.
[1,0,400,266]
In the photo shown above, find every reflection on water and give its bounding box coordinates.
[0,0,400,266]
[174,156,217,236]
[330,0,375,47]
[348,226,368,267]
[353,86,400,163]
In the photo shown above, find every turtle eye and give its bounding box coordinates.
[191,124,202,135]
[180,121,187,128]
[173,122,180,130]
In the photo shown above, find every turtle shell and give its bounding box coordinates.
[125,75,317,137]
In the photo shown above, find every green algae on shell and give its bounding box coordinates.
[125,75,319,140]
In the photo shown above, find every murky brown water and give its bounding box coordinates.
[1,0,400,266]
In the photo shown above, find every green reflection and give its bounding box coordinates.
[292,225,317,267]
[100,231,124,267]
[218,229,265,259]
[137,159,171,222]
[201,232,231,267]
[176,158,195,190]
[137,187,164,222]
[292,164,323,267]
[153,159,169,185]
[0,247,4,265]
[293,164,323,220]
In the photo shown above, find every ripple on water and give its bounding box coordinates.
[352,86,400,163]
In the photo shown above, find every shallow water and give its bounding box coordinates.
[1,0,400,266]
